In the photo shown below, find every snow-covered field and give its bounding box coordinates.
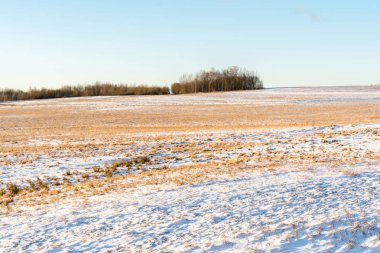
[0,87,379,252]
[1,162,379,252]
[0,124,379,252]
[0,124,379,186]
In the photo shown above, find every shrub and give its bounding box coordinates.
[81,173,90,180]
[0,188,5,197]
[27,178,49,191]
[36,177,49,191]
[135,156,151,164]
[26,179,37,191]
[93,166,103,173]
[104,168,115,178]
[64,170,72,176]
[62,177,71,184]
[6,183,21,196]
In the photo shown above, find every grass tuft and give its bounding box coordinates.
[6,183,21,196]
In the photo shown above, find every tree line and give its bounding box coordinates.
[0,67,263,101]
[171,66,263,94]
[0,83,170,102]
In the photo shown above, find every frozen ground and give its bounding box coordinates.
[0,163,379,252]
[0,87,379,252]
[0,123,379,252]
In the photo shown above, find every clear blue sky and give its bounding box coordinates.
[1,0,379,90]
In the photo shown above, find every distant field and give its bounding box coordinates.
[1,86,379,141]
[0,86,379,252]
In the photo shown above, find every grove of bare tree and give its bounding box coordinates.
[0,83,170,102]
[171,67,263,94]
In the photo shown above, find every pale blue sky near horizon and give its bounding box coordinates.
[1,0,379,90]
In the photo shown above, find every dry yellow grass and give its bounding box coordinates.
[1,96,379,143]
